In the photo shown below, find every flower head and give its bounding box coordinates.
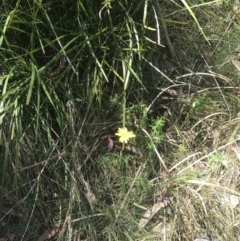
[115,127,136,143]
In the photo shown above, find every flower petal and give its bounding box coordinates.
[115,127,136,143]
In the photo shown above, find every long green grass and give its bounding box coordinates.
[1,0,240,240]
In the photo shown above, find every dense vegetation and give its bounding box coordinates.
[1,0,240,240]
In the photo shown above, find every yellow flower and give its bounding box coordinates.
[115,127,136,143]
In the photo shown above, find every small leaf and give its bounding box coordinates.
[108,137,113,151]
[37,227,59,241]
[66,100,72,107]
[139,197,172,228]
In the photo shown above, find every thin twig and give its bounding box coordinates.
[142,128,169,172]
[42,8,77,76]
[116,163,144,219]
[177,137,240,175]
[154,1,176,61]
[186,180,240,197]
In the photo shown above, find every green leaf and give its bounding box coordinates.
[26,63,36,105]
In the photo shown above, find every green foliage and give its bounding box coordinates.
[178,144,188,155]
[150,117,165,145]
[126,102,148,128]
[1,0,240,240]
[209,151,228,167]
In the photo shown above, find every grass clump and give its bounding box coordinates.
[1,0,240,240]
